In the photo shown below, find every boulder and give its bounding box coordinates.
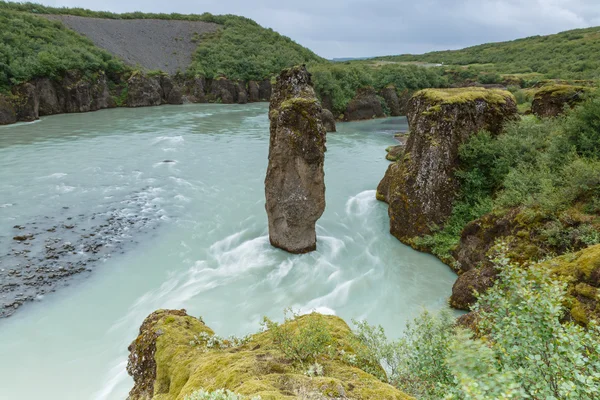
[531,84,592,118]
[344,87,385,121]
[380,85,402,116]
[377,88,517,242]
[320,108,337,132]
[127,309,412,400]
[127,74,163,107]
[180,76,206,103]
[160,75,184,105]
[89,72,115,111]
[36,78,64,116]
[385,145,405,162]
[258,78,272,101]
[248,80,260,102]
[265,66,327,254]
[0,95,16,125]
[450,265,498,310]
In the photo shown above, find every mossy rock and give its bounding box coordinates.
[127,310,412,400]
[415,87,515,108]
[531,84,594,118]
[541,244,600,325]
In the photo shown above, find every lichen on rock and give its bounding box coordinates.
[531,84,593,118]
[377,88,517,243]
[127,309,412,400]
[265,65,326,254]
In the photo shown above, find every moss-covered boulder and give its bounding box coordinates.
[0,94,17,125]
[344,87,385,121]
[265,65,326,254]
[385,145,405,162]
[127,309,412,400]
[377,88,517,242]
[531,84,592,118]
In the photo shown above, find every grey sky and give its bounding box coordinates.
[41,0,600,58]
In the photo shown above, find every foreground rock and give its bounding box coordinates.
[127,309,412,400]
[344,87,385,121]
[531,84,593,118]
[265,66,326,254]
[377,88,517,242]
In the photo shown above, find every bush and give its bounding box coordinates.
[261,309,333,366]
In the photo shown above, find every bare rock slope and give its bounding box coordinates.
[44,15,219,74]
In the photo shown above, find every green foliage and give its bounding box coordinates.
[309,63,447,115]
[184,388,261,400]
[376,26,600,81]
[261,309,333,366]
[0,8,126,91]
[189,17,324,81]
[353,248,600,399]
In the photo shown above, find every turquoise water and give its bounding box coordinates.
[0,104,456,399]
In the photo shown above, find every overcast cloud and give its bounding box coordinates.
[40,0,600,58]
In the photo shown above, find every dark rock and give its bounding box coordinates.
[210,77,237,104]
[10,83,39,122]
[248,81,260,102]
[450,265,498,310]
[265,66,326,254]
[127,74,163,107]
[179,76,206,103]
[0,95,17,125]
[160,75,183,105]
[258,79,272,101]
[385,145,404,161]
[320,108,336,132]
[344,87,384,121]
[380,85,401,116]
[532,84,591,118]
[36,78,64,116]
[377,88,517,242]
[397,89,413,116]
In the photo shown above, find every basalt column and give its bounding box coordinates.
[265,66,326,254]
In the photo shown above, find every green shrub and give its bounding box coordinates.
[261,309,333,366]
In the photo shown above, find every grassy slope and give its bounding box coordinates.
[0,1,324,84]
[376,26,600,80]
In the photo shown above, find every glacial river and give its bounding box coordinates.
[0,103,456,400]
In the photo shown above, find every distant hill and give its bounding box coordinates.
[375,26,600,80]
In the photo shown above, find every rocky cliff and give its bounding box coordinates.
[127,309,412,400]
[531,84,592,118]
[377,88,517,242]
[0,72,272,126]
[265,66,326,254]
[344,87,385,121]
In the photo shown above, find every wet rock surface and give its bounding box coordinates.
[0,190,163,318]
[265,66,326,254]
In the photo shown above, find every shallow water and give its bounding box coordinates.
[0,103,456,400]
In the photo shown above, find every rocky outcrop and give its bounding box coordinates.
[344,87,385,121]
[380,85,402,116]
[450,265,498,310]
[265,66,326,254]
[531,84,592,118]
[397,89,413,116]
[160,75,183,105]
[0,95,17,125]
[36,78,64,116]
[210,77,237,104]
[127,309,413,400]
[385,145,405,162]
[320,108,337,132]
[248,81,260,102]
[178,76,206,103]
[127,74,163,107]
[258,78,272,101]
[62,71,115,113]
[10,83,39,122]
[377,88,517,242]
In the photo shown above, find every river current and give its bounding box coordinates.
[0,103,456,399]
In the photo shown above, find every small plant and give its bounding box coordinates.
[305,362,324,377]
[184,388,261,400]
[189,331,251,350]
[261,309,333,366]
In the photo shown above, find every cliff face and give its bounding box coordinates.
[0,73,273,126]
[127,309,412,400]
[265,66,326,254]
[377,88,517,242]
[344,87,385,121]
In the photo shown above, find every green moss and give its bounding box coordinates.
[416,88,515,106]
[535,84,593,97]
[133,312,412,400]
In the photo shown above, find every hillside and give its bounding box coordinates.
[376,26,600,81]
[0,1,324,88]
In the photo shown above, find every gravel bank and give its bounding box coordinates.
[44,15,220,74]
